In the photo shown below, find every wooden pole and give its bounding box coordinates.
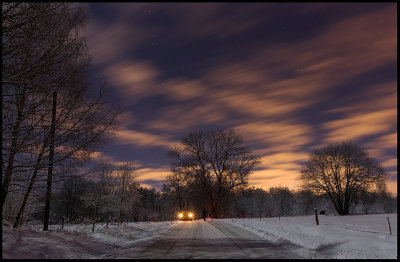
[387,217,392,235]
[43,91,57,231]
[62,216,64,230]
[314,208,319,225]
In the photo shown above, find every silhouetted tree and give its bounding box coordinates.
[297,189,316,216]
[376,181,394,213]
[166,171,187,210]
[168,129,261,218]
[298,142,388,215]
[269,186,293,216]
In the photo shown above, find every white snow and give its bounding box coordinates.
[221,213,397,259]
[2,214,397,259]
[2,220,179,258]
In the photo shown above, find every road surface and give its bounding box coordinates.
[103,219,326,259]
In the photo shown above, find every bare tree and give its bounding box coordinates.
[269,186,293,217]
[3,3,120,230]
[114,162,138,224]
[168,130,261,218]
[166,171,187,210]
[376,181,395,214]
[356,188,377,214]
[2,2,87,208]
[297,189,316,216]
[81,160,114,232]
[298,142,388,215]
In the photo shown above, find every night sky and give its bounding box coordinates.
[84,3,397,193]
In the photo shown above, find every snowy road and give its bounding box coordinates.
[3,214,395,258]
[103,220,325,259]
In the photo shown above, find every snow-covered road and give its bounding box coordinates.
[103,220,326,259]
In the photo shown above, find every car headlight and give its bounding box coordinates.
[178,213,183,218]
[188,213,193,217]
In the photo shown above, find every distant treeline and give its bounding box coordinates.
[3,173,396,226]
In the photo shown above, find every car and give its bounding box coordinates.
[177,211,195,221]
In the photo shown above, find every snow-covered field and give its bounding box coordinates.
[2,213,397,259]
[222,213,397,259]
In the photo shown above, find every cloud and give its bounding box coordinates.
[259,152,308,170]
[234,121,313,153]
[381,158,397,170]
[363,132,397,180]
[113,128,177,149]
[322,109,396,144]
[145,102,228,132]
[248,169,302,191]
[84,4,159,65]
[135,167,169,181]
[104,60,161,101]
[161,79,207,101]
[90,151,115,162]
[365,133,397,156]
[207,6,396,120]
[95,4,396,125]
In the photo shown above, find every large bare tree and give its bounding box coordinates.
[2,3,119,229]
[168,130,261,218]
[298,142,388,215]
[2,2,88,209]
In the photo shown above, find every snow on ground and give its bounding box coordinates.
[221,213,397,259]
[2,220,179,259]
[2,214,397,259]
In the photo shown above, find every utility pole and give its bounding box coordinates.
[44,91,57,231]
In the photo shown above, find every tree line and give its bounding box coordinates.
[2,128,396,227]
[4,168,395,228]
[167,130,393,218]
[2,3,119,229]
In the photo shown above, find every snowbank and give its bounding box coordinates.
[2,220,179,259]
[221,213,397,259]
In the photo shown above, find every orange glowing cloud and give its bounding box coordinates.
[234,121,313,152]
[134,167,170,182]
[322,109,396,144]
[114,128,177,149]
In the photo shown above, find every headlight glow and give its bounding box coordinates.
[188,213,193,217]
[178,213,183,218]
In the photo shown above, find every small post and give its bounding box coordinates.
[314,208,319,225]
[387,217,392,235]
[61,216,64,230]
[106,218,109,229]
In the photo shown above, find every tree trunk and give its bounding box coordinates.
[14,139,48,228]
[92,203,98,232]
[209,202,219,218]
[334,205,349,215]
[43,91,57,231]
[2,86,27,209]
